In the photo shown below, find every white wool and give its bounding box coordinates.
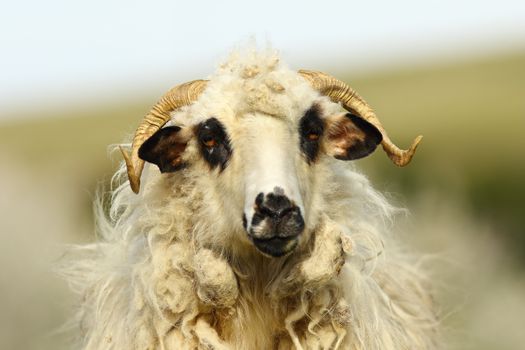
[61,47,438,349]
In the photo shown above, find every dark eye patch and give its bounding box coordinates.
[299,104,324,163]
[197,117,232,171]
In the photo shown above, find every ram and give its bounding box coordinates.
[64,48,437,349]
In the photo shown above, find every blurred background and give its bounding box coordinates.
[1,1,524,349]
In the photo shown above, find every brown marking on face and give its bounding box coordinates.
[327,118,365,157]
[324,113,382,161]
[138,126,189,173]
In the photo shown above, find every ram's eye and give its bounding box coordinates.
[201,136,217,147]
[197,117,232,171]
[307,132,320,141]
[299,104,324,163]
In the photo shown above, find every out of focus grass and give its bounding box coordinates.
[0,51,524,350]
[347,53,525,259]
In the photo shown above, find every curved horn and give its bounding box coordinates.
[298,70,422,166]
[120,79,208,193]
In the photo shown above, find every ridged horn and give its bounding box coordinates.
[298,70,422,166]
[120,79,208,193]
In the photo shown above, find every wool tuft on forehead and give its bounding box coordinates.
[190,48,321,120]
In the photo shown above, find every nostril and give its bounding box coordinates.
[278,206,295,218]
[259,205,279,219]
[255,193,264,207]
[259,205,292,219]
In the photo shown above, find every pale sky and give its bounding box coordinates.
[1,0,524,119]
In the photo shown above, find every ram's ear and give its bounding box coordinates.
[325,113,383,160]
[138,126,189,172]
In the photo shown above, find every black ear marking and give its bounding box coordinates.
[138,126,187,173]
[332,114,383,161]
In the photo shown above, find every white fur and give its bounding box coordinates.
[61,47,438,349]
[242,113,305,232]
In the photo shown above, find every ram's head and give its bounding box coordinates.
[120,63,421,258]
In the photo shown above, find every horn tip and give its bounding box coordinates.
[413,135,423,147]
[129,180,140,194]
[389,135,423,167]
[119,145,141,194]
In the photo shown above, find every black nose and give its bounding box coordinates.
[255,192,295,219]
[249,191,305,257]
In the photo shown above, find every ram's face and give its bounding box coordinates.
[139,101,382,258]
